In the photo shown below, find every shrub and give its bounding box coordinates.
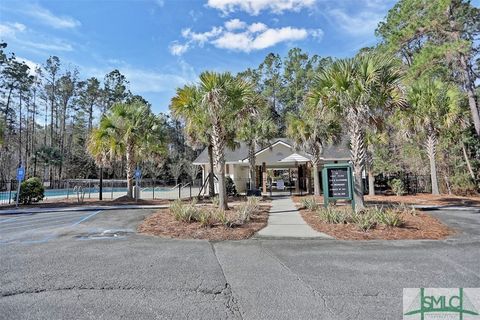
[371,206,404,227]
[398,203,417,216]
[226,197,261,227]
[226,176,237,196]
[214,209,228,226]
[350,211,377,231]
[450,172,477,195]
[18,177,44,204]
[301,197,319,211]
[170,199,198,222]
[317,206,348,224]
[197,209,216,228]
[388,178,405,196]
[211,196,220,207]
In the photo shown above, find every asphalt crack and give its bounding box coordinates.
[209,242,243,320]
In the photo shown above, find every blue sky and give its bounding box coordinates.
[1,0,464,114]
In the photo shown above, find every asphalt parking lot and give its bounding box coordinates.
[0,207,479,319]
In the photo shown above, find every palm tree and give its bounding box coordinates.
[404,79,461,195]
[319,54,405,210]
[197,71,251,209]
[171,84,216,197]
[286,101,341,196]
[236,93,277,190]
[87,101,166,198]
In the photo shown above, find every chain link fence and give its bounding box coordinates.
[0,178,203,206]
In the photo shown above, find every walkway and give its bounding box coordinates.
[256,196,332,239]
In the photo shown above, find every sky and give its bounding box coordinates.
[0,0,460,114]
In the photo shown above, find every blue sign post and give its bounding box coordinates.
[16,166,25,207]
[16,167,25,181]
[134,169,141,179]
[134,168,141,201]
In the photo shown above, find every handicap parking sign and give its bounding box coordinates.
[135,169,141,179]
[16,167,25,181]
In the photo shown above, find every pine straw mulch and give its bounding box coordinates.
[298,206,455,240]
[138,203,271,241]
[292,193,480,207]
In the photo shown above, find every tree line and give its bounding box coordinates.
[0,44,196,186]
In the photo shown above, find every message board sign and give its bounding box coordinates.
[322,163,354,209]
[327,168,350,198]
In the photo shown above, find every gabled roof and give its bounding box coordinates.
[192,137,350,165]
[279,153,310,163]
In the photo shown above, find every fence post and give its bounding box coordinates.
[66,180,70,200]
[88,180,91,199]
[8,180,12,204]
[178,183,181,199]
[111,180,114,199]
[190,182,192,199]
[152,179,155,200]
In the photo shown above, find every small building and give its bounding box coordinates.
[193,138,350,195]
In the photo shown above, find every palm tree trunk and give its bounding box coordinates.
[350,121,366,211]
[126,143,135,198]
[212,127,228,210]
[426,134,440,195]
[207,143,215,197]
[248,142,256,189]
[312,147,322,196]
[368,170,375,196]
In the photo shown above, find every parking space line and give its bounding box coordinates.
[0,210,103,244]
[0,213,91,231]
[70,210,102,226]
[0,216,24,224]
[0,211,89,227]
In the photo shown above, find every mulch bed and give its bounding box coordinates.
[138,203,271,241]
[298,206,455,240]
[292,194,480,207]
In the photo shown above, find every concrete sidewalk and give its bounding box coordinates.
[256,196,332,239]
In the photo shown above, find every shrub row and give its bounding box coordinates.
[314,205,407,232]
[170,197,261,228]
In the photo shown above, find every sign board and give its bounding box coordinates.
[134,168,141,179]
[327,168,350,198]
[16,166,25,181]
[322,163,354,209]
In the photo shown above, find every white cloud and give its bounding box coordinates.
[310,29,324,41]
[0,22,26,38]
[213,32,253,51]
[19,39,73,52]
[181,26,223,45]
[25,4,81,29]
[248,22,267,33]
[225,18,246,31]
[207,0,316,15]
[328,8,383,36]
[169,42,190,56]
[0,21,74,52]
[171,19,321,55]
[250,27,308,50]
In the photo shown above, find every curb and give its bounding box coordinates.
[0,205,169,215]
[414,205,480,212]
